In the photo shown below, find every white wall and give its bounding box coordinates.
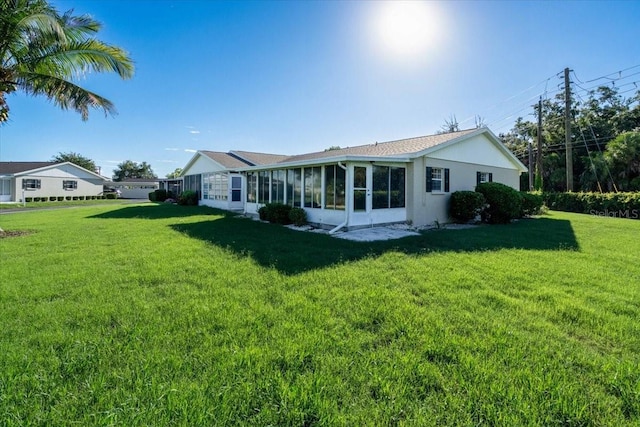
[14,164,104,201]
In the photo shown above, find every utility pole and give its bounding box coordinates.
[536,97,543,190]
[564,67,573,191]
[528,141,533,191]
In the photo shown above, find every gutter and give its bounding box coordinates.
[329,162,349,234]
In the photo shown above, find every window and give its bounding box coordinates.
[325,164,346,210]
[62,180,77,190]
[231,176,242,202]
[286,168,302,207]
[271,170,285,204]
[373,166,405,209]
[304,167,321,208]
[246,172,257,203]
[426,167,450,193]
[258,171,269,203]
[22,179,41,190]
[353,166,367,211]
[476,171,493,185]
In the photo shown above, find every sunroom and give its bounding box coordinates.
[242,158,409,231]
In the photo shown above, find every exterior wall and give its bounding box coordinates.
[183,155,225,175]
[114,182,159,199]
[12,164,104,202]
[408,157,521,226]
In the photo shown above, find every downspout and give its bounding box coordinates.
[329,162,348,234]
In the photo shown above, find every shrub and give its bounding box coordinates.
[66,196,72,201]
[33,197,40,202]
[178,190,198,206]
[150,189,168,202]
[476,182,522,224]
[78,196,85,200]
[49,196,57,201]
[25,197,32,202]
[105,193,117,199]
[543,192,640,219]
[520,192,544,216]
[258,203,293,224]
[57,197,64,201]
[449,191,485,223]
[289,207,307,226]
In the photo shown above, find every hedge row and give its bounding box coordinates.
[23,195,114,202]
[258,203,307,226]
[450,184,544,224]
[543,192,640,219]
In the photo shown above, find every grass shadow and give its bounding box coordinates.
[170,216,579,275]
[88,204,219,220]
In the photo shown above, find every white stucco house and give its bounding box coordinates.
[181,128,527,230]
[0,161,107,202]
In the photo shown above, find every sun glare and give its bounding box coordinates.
[369,1,443,66]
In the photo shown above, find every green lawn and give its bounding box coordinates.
[1,204,639,425]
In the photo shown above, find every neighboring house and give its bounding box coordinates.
[181,128,527,230]
[112,178,159,199]
[0,161,107,202]
[181,150,289,211]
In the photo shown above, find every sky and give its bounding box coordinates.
[1,0,639,179]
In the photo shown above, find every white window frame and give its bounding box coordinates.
[431,168,443,193]
[63,180,78,190]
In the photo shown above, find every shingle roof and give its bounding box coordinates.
[0,161,57,175]
[279,129,478,164]
[200,151,253,169]
[230,150,290,166]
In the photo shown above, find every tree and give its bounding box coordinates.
[0,0,134,123]
[166,168,183,179]
[604,131,640,191]
[52,151,96,172]
[113,161,156,181]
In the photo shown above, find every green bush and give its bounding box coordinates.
[289,207,307,226]
[258,203,293,225]
[33,197,40,202]
[105,193,117,199]
[57,197,64,201]
[78,196,85,200]
[66,196,72,201]
[520,192,544,216]
[449,191,486,223]
[25,197,32,202]
[476,182,522,224]
[150,189,168,202]
[178,190,198,206]
[543,192,640,219]
[49,196,57,201]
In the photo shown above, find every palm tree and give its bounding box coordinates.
[0,0,134,123]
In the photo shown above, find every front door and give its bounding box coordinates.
[229,175,243,209]
[350,165,372,227]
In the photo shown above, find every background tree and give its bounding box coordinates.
[51,151,96,172]
[166,168,183,179]
[113,161,156,181]
[438,115,460,134]
[0,0,134,123]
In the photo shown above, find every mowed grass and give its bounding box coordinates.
[0,204,639,426]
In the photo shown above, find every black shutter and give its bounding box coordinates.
[476,171,481,186]
[489,173,493,182]
[426,167,432,192]
[444,168,450,192]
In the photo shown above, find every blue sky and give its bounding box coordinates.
[1,0,639,178]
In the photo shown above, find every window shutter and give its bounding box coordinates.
[476,171,481,186]
[426,167,432,192]
[444,168,450,192]
[489,173,493,182]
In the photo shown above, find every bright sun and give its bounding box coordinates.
[369,1,442,65]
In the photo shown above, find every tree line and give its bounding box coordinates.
[500,86,640,192]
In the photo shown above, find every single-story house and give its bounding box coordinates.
[111,178,160,199]
[181,128,527,230]
[0,161,107,202]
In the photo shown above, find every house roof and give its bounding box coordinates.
[0,161,57,175]
[200,151,253,169]
[230,150,290,166]
[279,129,479,164]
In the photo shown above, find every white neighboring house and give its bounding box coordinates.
[0,161,107,202]
[112,178,159,199]
[181,150,288,211]
[180,128,527,229]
